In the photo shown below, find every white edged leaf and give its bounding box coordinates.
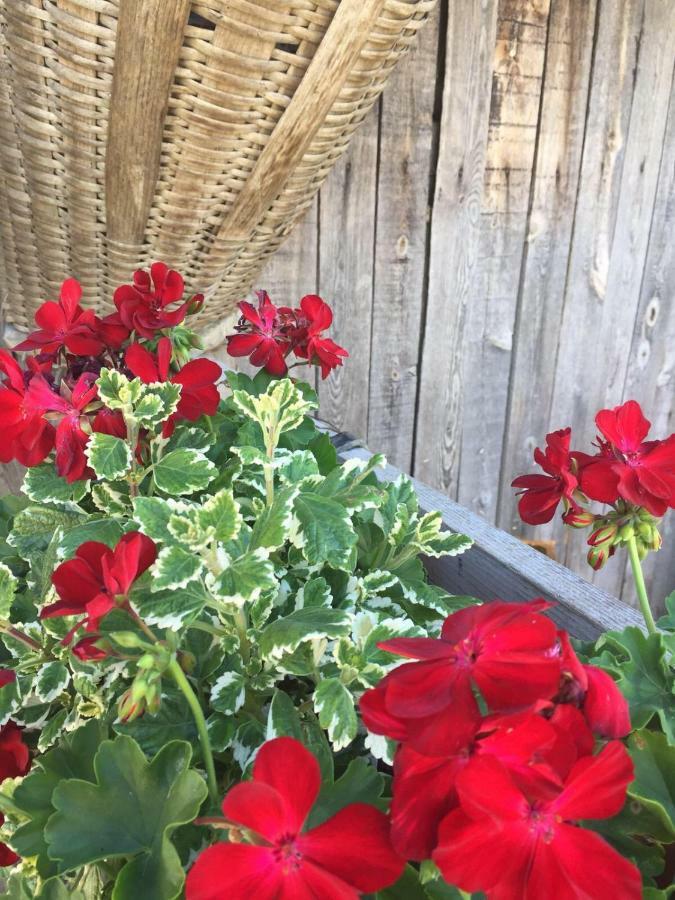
[313,677,357,751]
[210,671,246,716]
[151,546,204,591]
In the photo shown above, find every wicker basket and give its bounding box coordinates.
[0,0,436,330]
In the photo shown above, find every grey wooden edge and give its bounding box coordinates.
[324,430,643,641]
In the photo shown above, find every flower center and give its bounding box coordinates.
[274,833,303,874]
[454,636,478,668]
[528,806,558,844]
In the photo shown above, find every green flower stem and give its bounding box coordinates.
[168,658,219,806]
[0,621,41,652]
[234,608,250,665]
[626,534,657,634]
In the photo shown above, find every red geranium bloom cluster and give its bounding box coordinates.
[0,264,220,480]
[40,532,156,660]
[0,670,30,867]
[226,290,348,379]
[513,401,675,524]
[360,600,639,899]
[186,737,403,900]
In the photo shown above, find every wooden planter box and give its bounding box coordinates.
[330,432,643,642]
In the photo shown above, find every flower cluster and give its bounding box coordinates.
[0,671,30,866]
[512,400,675,571]
[226,290,348,378]
[1,264,220,481]
[186,737,404,899]
[360,600,639,898]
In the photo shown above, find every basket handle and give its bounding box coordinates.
[105,0,192,245]
[217,0,388,245]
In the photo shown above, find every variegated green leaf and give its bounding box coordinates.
[153,449,216,495]
[259,608,350,663]
[22,465,89,507]
[85,433,132,480]
[249,486,297,553]
[313,678,357,751]
[132,581,210,631]
[209,550,276,608]
[293,493,357,570]
[198,489,242,544]
[151,546,204,591]
[210,672,246,716]
[34,661,70,703]
[0,562,17,620]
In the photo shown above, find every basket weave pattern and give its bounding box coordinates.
[0,0,436,329]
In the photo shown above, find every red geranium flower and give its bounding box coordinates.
[512,429,579,525]
[360,601,560,754]
[577,400,675,517]
[104,262,191,340]
[226,291,291,376]
[186,737,404,900]
[26,373,99,482]
[14,278,105,357]
[390,711,574,861]
[0,670,30,868]
[0,351,55,467]
[40,532,157,660]
[556,632,631,738]
[433,743,641,900]
[125,338,221,432]
[291,295,348,379]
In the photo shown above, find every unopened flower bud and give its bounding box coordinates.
[131,677,149,704]
[186,293,204,316]
[178,650,196,674]
[617,523,635,543]
[562,509,595,529]
[587,545,609,571]
[145,683,162,715]
[137,653,157,670]
[587,523,618,547]
[110,631,147,650]
[118,689,146,723]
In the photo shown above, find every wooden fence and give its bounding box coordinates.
[209,0,675,613]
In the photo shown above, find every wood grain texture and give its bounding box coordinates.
[414,0,499,494]
[498,0,598,532]
[316,105,379,434]
[457,0,550,521]
[366,5,439,470]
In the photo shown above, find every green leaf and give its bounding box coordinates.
[22,465,89,507]
[151,546,204,591]
[249,487,298,553]
[375,865,430,899]
[9,507,83,561]
[57,517,126,560]
[45,736,207,900]
[210,671,246,715]
[259,608,351,663]
[133,497,189,544]
[210,550,276,608]
[313,677,357,751]
[153,449,216,496]
[627,729,675,841]
[306,757,384,829]
[85,433,132,481]
[134,383,182,429]
[600,628,675,741]
[34,662,70,703]
[266,689,303,741]
[96,369,142,410]
[197,489,242,544]
[0,561,18,619]
[11,720,106,878]
[231,379,316,437]
[132,581,210,631]
[91,481,131,516]
[293,493,357,570]
[656,591,675,631]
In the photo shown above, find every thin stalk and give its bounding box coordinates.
[0,623,41,652]
[626,535,657,634]
[168,658,219,805]
[234,609,250,664]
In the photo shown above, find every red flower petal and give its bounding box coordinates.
[221,781,292,843]
[596,400,650,453]
[252,737,321,833]
[186,843,281,900]
[582,665,631,738]
[126,343,160,383]
[552,741,633,821]
[299,803,404,893]
[226,333,263,356]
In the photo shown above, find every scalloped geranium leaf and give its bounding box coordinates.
[292,493,357,570]
[259,607,350,663]
[22,465,89,507]
[9,507,83,561]
[231,379,316,437]
[313,677,357,751]
[113,688,198,758]
[600,628,675,741]
[44,736,207,900]
[210,671,246,716]
[91,481,131,516]
[153,449,216,496]
[627,729,675,842]
[134,383,181,429]
[410,512,473,558]
[11,720,106,878]
[151,546,204,591]
[197,489,242,544]
[0,561,17,620]
[133,497,185,543]
[249,486,298,553]
[209,550,276,608]
[132,582,210,631]
[85,433,132,481]
[97,369,142,409]
[34,662,70,703]
[295,577,332,610]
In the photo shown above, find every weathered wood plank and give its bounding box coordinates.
[316,105,379,434]
[498,0,598,532]
[457,0,550,520]
[366,6,439,470]
[414,0,499,494]
[620,65,675,615]
[547,0,675,598]
[336,444,642,640]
